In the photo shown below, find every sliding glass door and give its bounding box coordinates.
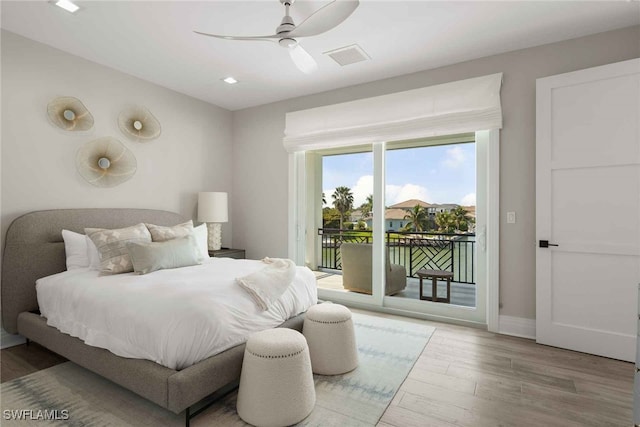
[297,132,494,325]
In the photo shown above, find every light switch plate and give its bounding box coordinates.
[507,211,516,224]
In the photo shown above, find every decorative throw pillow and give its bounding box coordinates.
[145,220,207,260]
[61,229,89,270]
[85,223,152,274]
[145,220,194,242]
[127,236,201,275]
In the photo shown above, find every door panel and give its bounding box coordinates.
[551,251,638,333]
[552,165,640,252]
[536,59,640,362]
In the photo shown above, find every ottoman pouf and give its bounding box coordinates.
[236,328,316,427]
[303,303,358,375]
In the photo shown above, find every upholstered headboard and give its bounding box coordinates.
[1,209,186,334]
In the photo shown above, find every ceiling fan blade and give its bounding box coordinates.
[289,44,318,74]
[193,31,279,42]
[289,0,359,38]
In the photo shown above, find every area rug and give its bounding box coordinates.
[1,313,433,426]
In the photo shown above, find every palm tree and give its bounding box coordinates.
[451,206,472,232]
[435,211,456,233]
[332,186,354,230]
[359,194,373,219]
[403,204,428,232]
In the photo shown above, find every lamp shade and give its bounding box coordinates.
[198,192,228,223]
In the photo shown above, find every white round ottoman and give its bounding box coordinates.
[303,303,358,375]
[236,328,315,427]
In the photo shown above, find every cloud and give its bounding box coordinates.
[351,175,374,208]
[324,176,432,209]
[323,175,373,209]
[461,193,476,206]
[386,183,432,205]
[442,146,466,169]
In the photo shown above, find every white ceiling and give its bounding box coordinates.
[2,1,638,111]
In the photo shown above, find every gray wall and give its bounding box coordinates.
[1,31,233,247]
[231,26,640,320]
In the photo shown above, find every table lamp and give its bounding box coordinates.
[198,192,228,251]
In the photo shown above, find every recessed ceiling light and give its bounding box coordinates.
[55,0,80,13]
[222,77,238,85]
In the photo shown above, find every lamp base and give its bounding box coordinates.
[207,223,222,251]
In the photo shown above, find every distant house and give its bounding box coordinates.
[349,210,363,223]
[427,203,459,217]
[362,199,476,232]
[364,208,411,231]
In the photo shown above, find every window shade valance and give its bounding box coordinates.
[283,73,503,152]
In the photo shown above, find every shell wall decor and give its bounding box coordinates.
[118,105,161,142]
[47,96,94,131]
[76,137,137,187]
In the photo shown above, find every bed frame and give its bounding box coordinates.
[1,209,304,424]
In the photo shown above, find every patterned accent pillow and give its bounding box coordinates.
[145,220,194,242]
[145,220,205,261]
[85,223,152,274]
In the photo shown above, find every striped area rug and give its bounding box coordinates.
[1,313,434,426]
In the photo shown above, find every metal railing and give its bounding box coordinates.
[318,228,476,284]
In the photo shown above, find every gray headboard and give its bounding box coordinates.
[1,209,186,334]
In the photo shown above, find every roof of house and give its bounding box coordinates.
[388,199,431,209]
[364,208,410,221]
[385,209,409,220]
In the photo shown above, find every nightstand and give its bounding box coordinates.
[209,248,246,259]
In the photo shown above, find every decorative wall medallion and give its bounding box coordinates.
[47,96,94,131]
[118,105,161,142]
[76,137,137,187]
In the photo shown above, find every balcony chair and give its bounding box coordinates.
[340,243,407,295]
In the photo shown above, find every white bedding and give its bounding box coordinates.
[36,258,317,370]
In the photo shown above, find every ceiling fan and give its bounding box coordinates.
[194,0,360,74]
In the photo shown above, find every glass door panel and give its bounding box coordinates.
[384,137,478,311]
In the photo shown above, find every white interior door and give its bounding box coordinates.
[536,59,640,362]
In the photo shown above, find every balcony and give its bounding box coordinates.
[315,229,476,307]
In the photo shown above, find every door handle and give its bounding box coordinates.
[539,240,559,248]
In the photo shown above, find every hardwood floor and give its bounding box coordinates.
[1,311,633,426]
[1,341,67,383]
[364,310,634,427]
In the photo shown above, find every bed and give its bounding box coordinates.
[1,208,315,422]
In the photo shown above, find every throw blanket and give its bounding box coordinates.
[237,257,296,311]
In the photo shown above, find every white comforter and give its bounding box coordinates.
[36,258,317,370]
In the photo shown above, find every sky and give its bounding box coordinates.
[323,143,476,208]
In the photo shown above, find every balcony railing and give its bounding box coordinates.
[318,228,476,284]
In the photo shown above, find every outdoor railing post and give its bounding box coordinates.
[450,240,455,281]
[409,237,413,277]
[334,232,338,270]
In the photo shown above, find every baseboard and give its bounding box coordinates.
[1,328,26,349]
[498,315,536,340]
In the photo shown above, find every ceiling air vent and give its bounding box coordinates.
[323,44,370,67]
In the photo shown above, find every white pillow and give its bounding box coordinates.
[86,236,101,270]
[61,230,89,270]
[193,224,210,259]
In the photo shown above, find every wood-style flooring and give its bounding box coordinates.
[1,311,633,426]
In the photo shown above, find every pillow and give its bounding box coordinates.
[85,223,152,274]
[146,220,194,242]
[146,220,207,261]
[86,236,101,270]
[127,236,201,275]
[61,230,89,270]
[193,224,210,259]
